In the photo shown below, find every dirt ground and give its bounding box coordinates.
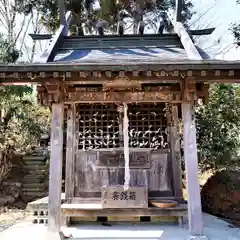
[0,203,30,232]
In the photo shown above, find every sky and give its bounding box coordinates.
[1,0,240,61]
[191,0,240,60]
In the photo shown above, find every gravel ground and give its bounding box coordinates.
[0,206,31,232]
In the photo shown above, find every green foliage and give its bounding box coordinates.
[0,89,51,182]
[196,84,240,171]
[0,35,20,63]
[0,32,51,183]
[231,23,240,46]
[230,0,240,46]
[0,94,50,153]
[15,0,193,32]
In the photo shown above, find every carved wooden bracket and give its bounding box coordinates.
[181,78,197,103]
[103,76,142,91]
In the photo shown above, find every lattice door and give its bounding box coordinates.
[76,103,168,150]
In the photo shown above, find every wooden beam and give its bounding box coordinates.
[48,103,64,233]
[169,105,183,200]
[63,91,181,104]
[58,0,66,26]
[64,104,76,226]
[62,204,188,217]
[189,28,215,36]
[174,22,202,60]
[65,104,76,200]
[1,60,240,73]
[176,0,183,22]
[29,34,52,40]
[181,103,204,236]
[138,22,145,35]
[168,11,202,60]
[36,11,71,63]
[117,21,124,36]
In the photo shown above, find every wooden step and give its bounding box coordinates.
[61,203,188,218]
[70,215,178,223]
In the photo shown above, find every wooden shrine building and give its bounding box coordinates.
[1,2,240,239]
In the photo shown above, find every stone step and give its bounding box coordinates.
[22,188,47,193]
[22,165,47,170]
[22,192,47,197]
[23,156,47,161]
[23,160,47,165]
[22,183,47,188]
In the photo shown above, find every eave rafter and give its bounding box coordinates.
[30,68,216,106]
[0,68,238,85]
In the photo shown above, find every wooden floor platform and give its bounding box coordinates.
[61,199,187,224]
[27,196,187,225]
[61,203,187,217]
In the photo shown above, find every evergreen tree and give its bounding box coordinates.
[0,34,50,183]
[231,0,240,45]
[196,84,240,171]
[15,0,193,33]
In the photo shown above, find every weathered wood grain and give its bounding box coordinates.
[174,21,202,60]
[74,150,172,198]
[61,204,188,217]
[175,0,183,21]
[168,11,202,60]
[36,12,71,63]
[181,103,203,235]
[97,151,150,168]
[65,104,76,199]
[65,91,180,104]
[101,186,148,209]
[170,105,182,199]
[48,103,64,232]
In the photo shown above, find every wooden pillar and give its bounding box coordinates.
[65,104,76,199]
[181,103,205,237]
[176,0,183,22]
[48,103,64,233]
[169,105,182,200]
[58,0,66,25]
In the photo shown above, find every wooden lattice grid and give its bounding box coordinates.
[76,103,168,150]
[77,104,120,150]
[128,103,168,149]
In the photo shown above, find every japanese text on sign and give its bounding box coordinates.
[102,186,148,208]
[112,191,136,201]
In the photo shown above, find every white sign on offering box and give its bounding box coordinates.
[101,186,148,209]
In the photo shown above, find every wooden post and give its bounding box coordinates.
[65,104,76,199]
[58,0,66,26]
[181,103,205,237]
[48,103,64,233]
[176,0,183,22]
[170,105,182,200]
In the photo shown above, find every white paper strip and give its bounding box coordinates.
[123,103,130,191]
